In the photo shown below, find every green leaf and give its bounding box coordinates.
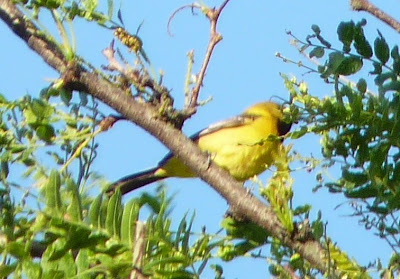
[76,250,90,278]
[385,226,399,234]
[144,255,189,269]
[31,98,54,119]
[139,192,162,213]
[382,80,400,93]
[45,240,77,275]
[290,126,308,139]
[325,182,344,193]
[391,45,400,59]
[328,243,371,278]
[0,93,8,104]
[8,144,25,154]
[370,61,382,75]
[374,31,390,64]
[312,219,324,239]
[389,162,400,189]
[309,46,324,58]
[354,24,373,58]
[60,89,72,106]
[22,261,41,279]
[89,194,103,228]
[175,212,188,249]
[357,78,367,93]
[105,190,122,237]
[66,178,83,222]
[367,205,389,215]
[269,265,279,276]
[317,34,331,48]
[1,161,9,179]
[7,241,26,259]
[317,65,326,73]
[211,264,224,279]
[36,124,55,143]
[311,24,321,35]
[45,170,63,213]
[374,72,395,87]
[222,217,269,244]
[393,61,400,75]
[342,169,369,186]
[290,253,304,269]
[345,183,378,199]
[107,0,114,19]
[321,51,345,78]
[192,236,212,261]
[46,86,60,98]
[293,204,312,216]
[182,212,195,255]
[337,21,354,52]
[120,198,140,245]
[336,56,363,76]
[63,225,92,250]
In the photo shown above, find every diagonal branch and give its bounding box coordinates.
[0,0,332,274]
[350,0,400,33]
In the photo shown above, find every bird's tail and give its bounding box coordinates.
[107,167,165,195]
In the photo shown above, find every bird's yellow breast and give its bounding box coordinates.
[197,107,281,180]
[154,102,285,180]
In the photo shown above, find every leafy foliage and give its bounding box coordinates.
[3,0,400,278]
[280,18,400,277]
[0,91,230,278]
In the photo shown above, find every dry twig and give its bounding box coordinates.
[168,1,231,109]
[188,0,231,108]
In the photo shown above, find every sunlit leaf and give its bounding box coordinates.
[36,124,55,143]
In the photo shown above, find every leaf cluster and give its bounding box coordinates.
[282,19,400,276]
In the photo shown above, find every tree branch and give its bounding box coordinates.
[350,0,400,33]
[0,0,331,274]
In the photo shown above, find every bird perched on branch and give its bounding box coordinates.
[108,101,291,195]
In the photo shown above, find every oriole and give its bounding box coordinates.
[109,101,291,194]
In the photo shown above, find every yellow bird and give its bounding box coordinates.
[109,101,291,194]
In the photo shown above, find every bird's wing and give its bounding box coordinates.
[192,114,259,139]
[157,114,259,166]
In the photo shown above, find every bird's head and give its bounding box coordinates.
[245,102,292,137]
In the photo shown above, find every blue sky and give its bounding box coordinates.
[1,0,399,278]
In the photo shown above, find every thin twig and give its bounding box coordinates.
[283,33,378,96]
[102,42,171,104]
[350,0,400,33]
[188,1,231,108]
[184,50,195,106]
[60,128,102,173]
[167,4,199,37]
[167,1,231,108]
